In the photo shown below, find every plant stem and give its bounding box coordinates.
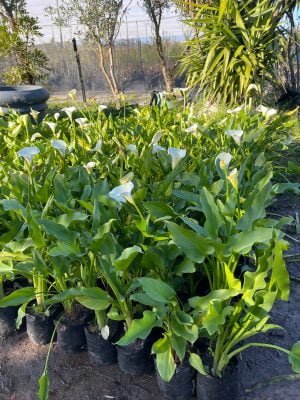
[228,342,290,360]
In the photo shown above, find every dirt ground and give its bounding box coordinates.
[0,192,299,400]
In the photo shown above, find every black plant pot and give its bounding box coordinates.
[156,362,195,400]
[0,306,18,338]
[26,310,55,345]
[56,318,87,353]
[117,337,154,375]
[196,365,239,400]
[84,327,118,365]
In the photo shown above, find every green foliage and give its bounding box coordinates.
[181,0,295,104]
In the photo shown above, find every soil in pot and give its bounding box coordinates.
[117,336,154,375]
[0,306,18,338]
[26,308,55,345]
[156,362,195,400]
[196,364,240,400]
[84,321,121,365]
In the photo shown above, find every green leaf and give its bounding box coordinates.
[16,302,27,329]
[138,277,176,303]
[175,257,196,276]
[269,239,290,301]
[116,310,157,346]
[49,287,111,310]
[171,317,198,344]
[48,243,81,257]
[200,187,223,238]
[289,342,300,373]
[27,205,45,248]
[227,228,273,254]
[144,202,177,218]
[152,335,170,354]
[0,199,26,218]
[38,371,49,400]
[0,251,31,262]
[189,289,240,311]
[170,334,187,361]
[38,219,78,242]
[189,352,207,375]
[156,347,176,382]
[113,246,143,271]
[0,287,35,307]
[167,222,214,263]
[202,302,233,336]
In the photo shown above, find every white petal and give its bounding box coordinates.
[152,144,166,154]
[75,118,88,127]
[62,107,77,119]
[91,139,102,153]
[108,182,134,203]
[31,133,43,141]
[99,105,108,111]
[215,152,232,169]
[54,112,60,121]
[150,131,163,146]
[186,123,198,133]
[127,144,138,154]
[17,146,40,163]
[45,122,57,133]
[51,139,67,156]
[168,147,187,169]
[225,130,244,145]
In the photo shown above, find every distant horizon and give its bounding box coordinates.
[26,0,185,43]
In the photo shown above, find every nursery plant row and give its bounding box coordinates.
[0,103,299,400]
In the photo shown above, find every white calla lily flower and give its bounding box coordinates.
[99,105,108,111]
[225,129,244,146]
[226,106,243,114]
[45,121,57,133]
[227,168,238,191]
[54,112,60,121]
[75,117,89,128]
[168,147,187,169]
[152,144,166,154]
[186,123,198,133]
[150,131,163,146]
[256,105,277,118]
[31,132,43,141]
[109,181,134,203]
[51,139,68,156]
[215,152,232,169]
[127,144,138,154]
[17,146,40,163]
[91,139,102,153]
[62,107,77,120]
[84,161,96,171]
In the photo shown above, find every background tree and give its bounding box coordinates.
[57,0,128,99]
[180,0,299,105]
[141,0,174,91]
[0,0,49,84]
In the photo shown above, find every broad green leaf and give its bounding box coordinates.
[130,292,162,307]
[56,212,89,227]
[144,202,177,218]
[0,199,26,218]
[152,335,170,354]
[189,289,240,311]
[0,287,35,307]
[16,302,27,329]
[156,347,176,383]
[202,302,233,336]
[0,251,31,262]
[227,228,273,254]
[175,257,196,276]
[49,287,111,310]
[138,277,176,303]
[38,371,49,400]
[170,334,187,361]
[113,246,143,271]
[48,243,81,257]
[200,187,223,238]
[269,239,290,301]
[224,265,241,290]
[289,342,300,373]
[189,352,207,375]
[167,222,214,263]
[171,318,198,344]
[116,310,157,346]
[27,205,45,248]
[38,219,78,242]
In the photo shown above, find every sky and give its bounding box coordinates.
[26,0,184,43]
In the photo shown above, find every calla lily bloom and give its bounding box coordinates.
[75,118,89,128]
[152,144,166,154]
[215,152,232,169]
[225,129,244,146]
[99,105,108,111]
[226,106,243,114]
[17,146,40,163]
[168,147,187,169]
[51,139,68,156]
[186,123,198,133]
[227,168,238,191]
[150,131,163,146]
[127,144,138,154]
[257,105,277,118]
[54,112,60,121]
[91,139,102,153]
[45,122,57,134]
[62,107,77,120]
[109,181,134,203]
[84,161,96,171]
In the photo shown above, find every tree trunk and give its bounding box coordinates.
[154,27,174,92]
[97,43,118,98]
[108,44,120,95]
